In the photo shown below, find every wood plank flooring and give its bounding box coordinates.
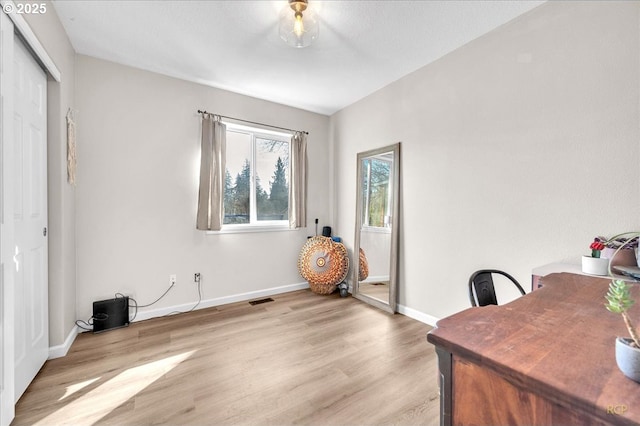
[13,290,439,425]
[358,282,389,304]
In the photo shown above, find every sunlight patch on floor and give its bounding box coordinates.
[36,351,195,425]
[59,377,101,401]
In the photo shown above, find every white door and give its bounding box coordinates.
[12,36,48,402]
[0,10,16,426]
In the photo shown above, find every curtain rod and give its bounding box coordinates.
[197,110,308,135]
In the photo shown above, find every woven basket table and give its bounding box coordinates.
[298,236,349,295]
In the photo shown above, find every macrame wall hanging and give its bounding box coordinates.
[66,108,77,185]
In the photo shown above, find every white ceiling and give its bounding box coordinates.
[52,0,544,115]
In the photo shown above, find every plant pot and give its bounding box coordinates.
[581,255,609,276]
[615,337,640,383]
[601,247,637,268]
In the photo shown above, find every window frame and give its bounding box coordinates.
[361,154,393,233]
[209,122,293,234]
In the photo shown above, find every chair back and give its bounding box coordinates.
[469,269,525,307]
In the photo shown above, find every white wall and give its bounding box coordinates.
[75,56,331,321]
[331,1,640,320]
[19,0,640,337]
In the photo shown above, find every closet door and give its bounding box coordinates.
[12,36,48,402]
[0,10,16,426]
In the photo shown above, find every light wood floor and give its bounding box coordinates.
[358,282,389,304]
[13,290,440,425]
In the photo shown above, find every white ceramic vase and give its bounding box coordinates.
[581,255,609,276]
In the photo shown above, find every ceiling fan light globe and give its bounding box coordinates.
[278,2,319,48]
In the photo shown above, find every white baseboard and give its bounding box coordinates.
[397,303,439,327]
[55,283,439,359]
[55,282,311,359]
[343,283,439,327]
[48,325,79,360]
[132,281,310,323]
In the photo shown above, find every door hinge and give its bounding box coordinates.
[43,227,47,237]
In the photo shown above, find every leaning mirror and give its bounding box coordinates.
[353,143,400,314]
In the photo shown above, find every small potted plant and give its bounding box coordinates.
[583,232,640,276]
[582,238,609,275]
[605,279,640,382]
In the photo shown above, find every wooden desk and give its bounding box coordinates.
[427,273,640,426]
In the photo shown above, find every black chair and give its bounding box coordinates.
[468,269,526,307]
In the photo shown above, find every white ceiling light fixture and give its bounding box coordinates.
[279,0,319,48]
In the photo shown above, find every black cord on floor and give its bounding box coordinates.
[75,318,94,332]
[75,277,202,331]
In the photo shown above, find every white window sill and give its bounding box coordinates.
[206,224,295,235]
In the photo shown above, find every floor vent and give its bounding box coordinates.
[249,298,274,306]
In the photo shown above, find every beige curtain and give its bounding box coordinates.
[289,131,308,229]
[196,115,226,230]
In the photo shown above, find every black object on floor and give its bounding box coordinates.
[92,296,130,333]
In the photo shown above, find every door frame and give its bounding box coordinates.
[1,1,60,81]
[0,4,60,425]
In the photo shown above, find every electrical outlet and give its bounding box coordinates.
[169,274,177,286]
[194,273,201,283]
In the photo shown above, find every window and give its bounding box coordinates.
[361,154,393,229]
[223,123,290,229]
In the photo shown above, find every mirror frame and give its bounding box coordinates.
[352,142,400,314]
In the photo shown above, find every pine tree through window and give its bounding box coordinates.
[223,124,290,228]
[361,155,392,228]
